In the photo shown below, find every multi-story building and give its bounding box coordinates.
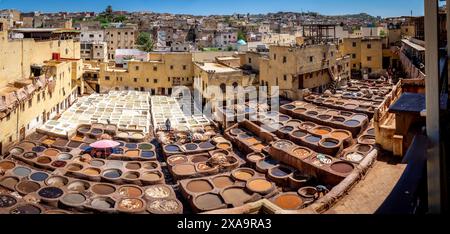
[213,29,238,49]
[259,43,351,99]
[83,52,194,95]
[105,24,137,60]
[0,21,82,155]
[341,37,383,75]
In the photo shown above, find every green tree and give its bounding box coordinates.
[113,15,127,23]
[237,30,246,41]
[137,32,154,52]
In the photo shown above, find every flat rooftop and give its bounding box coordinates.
[196,62,239,73]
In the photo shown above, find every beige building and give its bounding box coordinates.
[0,21,82,155]
[341,37,383,75]
[105,24,138,60]
[259,43,351,99]
[84,52,194,95]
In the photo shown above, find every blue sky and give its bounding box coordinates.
[0,0,425,17]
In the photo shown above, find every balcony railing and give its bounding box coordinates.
[400,51,426,79]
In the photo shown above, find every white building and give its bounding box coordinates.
[80,30,104,43]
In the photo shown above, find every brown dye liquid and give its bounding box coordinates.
[43,149,58,157]
[0,161,15,170]
[92,184,116,195]
[252,144,265,151]
[124,172,140,179]
[330,162,354,174]
[67,164,83,171]
[233,171,253,181]
[42,139,55,145]
[274,194,303,209]
[191,155,209,163]
[37,157,51,164]
[248,179,272,192]
[186,180,213,193]
[195,193,223,210]
[244,138,259,145]
[19,142,35,149]
[357,145,371,152]
[1,177,19,188]
[16,181,40,193]
[331,131,350,140]
[314,129,330,135]
[222,188,251,204]
[83,168,100,176]
[212,176,234,188]
[126,163,141,170]
[141,172,161,181]
[118,186,142,198]
[248,154,264,162]
[172,164,196,175]
[125,150,139,157]
[293,148,310,159]
[217,143,231,149]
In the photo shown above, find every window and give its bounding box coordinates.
[168,77,171,82]
[134,78,138,82]
[153,66,157,71]
[283,75,287,81]
[274,54,277,60]
[105,76,110,81]
[367,44,372,49]
[309,56,314,62]
[154,79,158,83]
[352,54,356,59]
[183,65,187,70]
[353,64,356,68]
[136,66,139,71]
[146,78,149,82]
[248,58,252,63]
[283,56,287,63]
[170,65,174,70]
[367,56,372,61]
[28,99,32,108]
[352,42,357,47]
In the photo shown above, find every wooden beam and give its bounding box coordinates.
[425,0,441,214]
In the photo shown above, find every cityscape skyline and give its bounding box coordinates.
[0,0,426,18]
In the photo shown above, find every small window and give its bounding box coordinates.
[283,75,287,81]
[274,54,277,60]
[136,66,139,71]
[134,78,138,82]
[367,56,372,61]
[367,44,372,49]
[183,65,187,70]
[146,78,149,82]
[105,76,110,81]
[283,56,287,63]
[352,54,356,59]
[170,65,174,70]
[248,58,252,63]
[154,79,158,83]
[352,42,357,47]
[309,56,314,62]
[153,66,157,71]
